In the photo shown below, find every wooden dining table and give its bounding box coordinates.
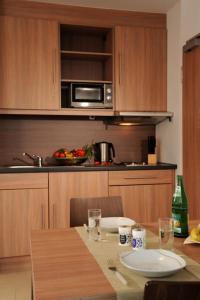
[30,222,200,300]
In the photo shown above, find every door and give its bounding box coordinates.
[0,189,48,257]
[183,45,200,219]
[0,16,60,109]
[49,171,109,228]
[115,26,167,111]
[109,184,172,223]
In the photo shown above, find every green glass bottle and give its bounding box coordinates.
[172,175,189,237]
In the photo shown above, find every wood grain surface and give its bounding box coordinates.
[0,16,60,110]
[31,229,116,300]
[0,173,48,189]
[183,47,200,219]
[0,0,166,28]
[144,221,200,264]
[31,223,200,300]
[115,26,167,112]
[49,171,109,228]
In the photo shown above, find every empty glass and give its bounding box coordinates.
[88,208,101,241]
[158,217,174,250]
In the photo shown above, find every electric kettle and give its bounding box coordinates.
[93,141,115,163]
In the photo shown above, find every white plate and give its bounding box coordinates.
[100,217,135,232]
[120,249,186,278]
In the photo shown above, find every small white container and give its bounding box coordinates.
[132,227,146,250]
[118,225,131,246]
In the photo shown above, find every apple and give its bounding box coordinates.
[190,226,200,242]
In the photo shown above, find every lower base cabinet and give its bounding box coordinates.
[49,171,109,228]
[0,189,48,257]
[0,169,175,257]
[109,169,174,223]
[0,173,48,258]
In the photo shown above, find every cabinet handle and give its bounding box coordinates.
[124,176,158,180]
[52,49,57,86]
[52,204,56,229]
[41,204,45,229]
[119,53,121,85]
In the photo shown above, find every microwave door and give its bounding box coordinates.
[72,85,104,108]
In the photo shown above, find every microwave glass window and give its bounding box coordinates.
[75,87,103,102]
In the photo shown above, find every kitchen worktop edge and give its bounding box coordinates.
[0,163,177,173]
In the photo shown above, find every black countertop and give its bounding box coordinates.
[0,162,177,173]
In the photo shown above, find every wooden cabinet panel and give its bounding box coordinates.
[183,47,200,219]
[49,171,108,228]
[0,16,60,110]
[0,173,48,189]
[115,26,167,112]
[109,170,173,186]
[0,189,48,257]
[109,169,174,223]
[109,184,172,223]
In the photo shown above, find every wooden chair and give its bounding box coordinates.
[143,280,200,300]
[70,196,123,227]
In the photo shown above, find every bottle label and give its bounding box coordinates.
[172,212,182,233]
[173,186,181,197]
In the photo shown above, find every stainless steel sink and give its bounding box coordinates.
[7,165,38,168]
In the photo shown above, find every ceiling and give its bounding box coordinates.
[31,0,179,13]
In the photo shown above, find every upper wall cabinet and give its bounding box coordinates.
[0,16,60,110]
[114,26,167,112]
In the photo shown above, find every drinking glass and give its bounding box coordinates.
[158,217,174,250]
[88,208,101,241]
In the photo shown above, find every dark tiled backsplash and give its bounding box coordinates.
[0,117,155,166]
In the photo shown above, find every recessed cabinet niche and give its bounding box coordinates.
[60,25,113,109]
[60,25,113,83]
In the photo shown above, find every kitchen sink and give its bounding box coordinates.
[7,165,38,168]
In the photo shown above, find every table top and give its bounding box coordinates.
[31,229,116,300]
[143,222,200,264]
[31,222,200,300]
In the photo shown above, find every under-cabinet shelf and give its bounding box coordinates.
[61,79,112,83]
[61,50,112,60]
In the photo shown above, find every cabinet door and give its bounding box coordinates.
[49,172,109,228]
[115,26,166,111]
[0,16,60,109]
[0,189,48,257]
[109,184,172,223]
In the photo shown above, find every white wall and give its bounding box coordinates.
[156,1,182,174]
[181,0,200,43]
[157,0,200,174]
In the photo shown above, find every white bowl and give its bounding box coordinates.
[100,217,135,232]
[120,249,186,278]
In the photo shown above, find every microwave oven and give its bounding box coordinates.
[61,82,112,109]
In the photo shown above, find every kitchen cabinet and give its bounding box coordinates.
[108,170,174,222]
[114,26,167,112]
[0,173,48,257]
[49,171,109,228]
[0,168,175,257]
[0,16,60,110]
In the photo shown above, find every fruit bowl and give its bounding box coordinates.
[55,156,88,166]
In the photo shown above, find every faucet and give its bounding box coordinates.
[22,152,43,167]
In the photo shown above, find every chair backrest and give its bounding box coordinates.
[143,280,200,300]
[70,196,123,227]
